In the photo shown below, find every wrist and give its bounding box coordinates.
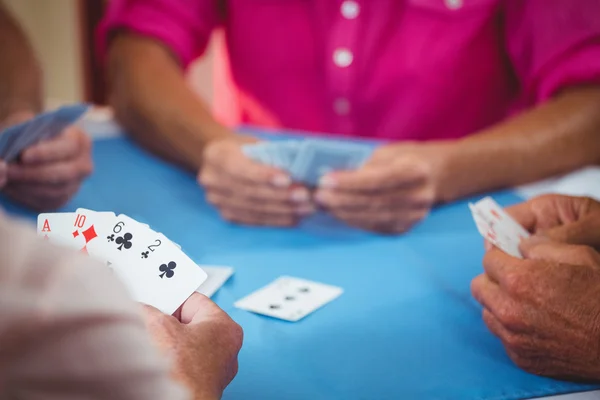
[428,140,463,204]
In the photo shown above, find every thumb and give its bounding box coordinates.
[176,292,223,324]
[541,217,600,249]
[520,237,600,267]
[0,161,7,188]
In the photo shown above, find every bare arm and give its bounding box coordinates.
[108,33,232,172]
[0,1,42,125]
[437,87,600,202]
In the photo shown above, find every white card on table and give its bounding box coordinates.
[196,266,235,298]
[234,276,343,322]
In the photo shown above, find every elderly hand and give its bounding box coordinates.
[471,240,600,381]
[1,126,93,210]
[142,293,243,400]
[199,136,315,227]
[505,194,600,249]
[313,142,450,233]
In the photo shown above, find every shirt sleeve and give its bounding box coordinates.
[0,217,189,400]
[505,0,600,103]
[97,0,221,68]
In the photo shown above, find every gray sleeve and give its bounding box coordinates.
[0,218,190,400]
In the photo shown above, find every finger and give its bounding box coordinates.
[520,239,600,267]
[199,167,311,205]
[7,158,92,184]
[315,186,434,211]
[318,162,426,193]
[541,216,600,249]
[206,191,315,217]
[2,184,77,211]
[505,201,537,233]
[4,181,80,199]
[176,293,222,324]
[0,161,7,188]
[482,247,524,286]
[21,127,87,164]
[482,308,509,339]
[470,274,510,318]
[205,143,291,187]
[220,207,298,227]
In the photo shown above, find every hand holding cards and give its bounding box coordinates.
[0,104,89,162]
[38,209,207,314]
[469,197,530,258]
[243,139,372,186]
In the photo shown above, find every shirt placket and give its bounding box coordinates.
[326,0,361,135]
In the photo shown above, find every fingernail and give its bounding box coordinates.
[272,174,292,188]
[318,175,336,188]
[290,188,310,203]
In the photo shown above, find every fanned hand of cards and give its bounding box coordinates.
[0,104,90,162]
[38,209,208,314]
[243,139,373,186]
[469,197,531,258]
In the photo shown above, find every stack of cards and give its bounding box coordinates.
[469,197,531,258]
[235,276,343,322]
[0,104,89,161]
[243,139,372,186]
[38,209,207,314]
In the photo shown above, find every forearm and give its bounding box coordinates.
[437,87,600,202]
[0,2,42,123]
[108,34,232,172]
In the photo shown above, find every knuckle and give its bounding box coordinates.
[503,271,525,295]
[205,193,222,207]
[495,304,519,328]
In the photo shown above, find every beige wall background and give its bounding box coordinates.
[3,0,215,107]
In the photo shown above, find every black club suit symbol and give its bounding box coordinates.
[116,233,133,251]
[107,234,115,242]
[159,261,176,279]
[141,251,149,259]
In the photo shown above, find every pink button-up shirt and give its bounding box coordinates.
[99,0,600,141]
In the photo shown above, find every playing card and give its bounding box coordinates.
[469,197,530,258]
[90,213,160,269]
[196,266,235,298]
[234,276,343,322]
[66,209,116,256]
[37,212,76,247]
[1,104,89,162]
[113,236,208,315]
[290,140,372,186]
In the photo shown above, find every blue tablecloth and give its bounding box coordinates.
[2,135,598,400]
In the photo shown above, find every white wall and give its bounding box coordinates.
[3,0,216,108]
[4,0,83,107]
